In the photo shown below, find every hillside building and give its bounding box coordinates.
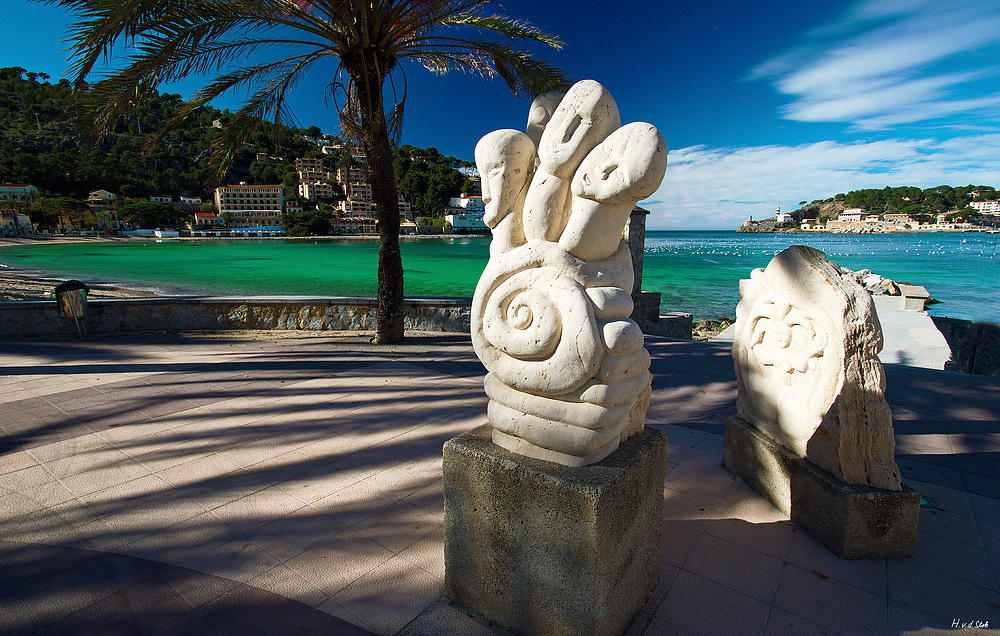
[213,184,284,227]
[0,184,34,235]
[0,183,38,201]
[971,200,1000,214]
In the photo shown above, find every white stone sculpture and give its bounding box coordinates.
[472,80,668,467]
[732,245,902,490]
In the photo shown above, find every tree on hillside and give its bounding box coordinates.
[52,0,569,344]
[283,205,333,236]
[29,196,89,231]
[117,201,188,229]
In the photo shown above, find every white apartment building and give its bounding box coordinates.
[294,157,325,173]
[971,200,1000,214]
[299,181,335,200]
[87,189,117,204]
[150,195,172,203]
[0,183,38,201]
[448,195,485,214]
[214,184,284,227]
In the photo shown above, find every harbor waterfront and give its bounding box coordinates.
[1,230,998,323]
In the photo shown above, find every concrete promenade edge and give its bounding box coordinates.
[1,331,998,635]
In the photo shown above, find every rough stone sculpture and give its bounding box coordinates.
[472,80,667,467]
[732,245,902,490]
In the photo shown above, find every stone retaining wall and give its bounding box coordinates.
[931,316,1000,376]
[0,294,696,340]
[0,296,472,338]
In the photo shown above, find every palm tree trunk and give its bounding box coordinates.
[353,64,405,344]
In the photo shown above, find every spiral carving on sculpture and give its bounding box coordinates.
[477,262,602,394]
[471,80,667,467]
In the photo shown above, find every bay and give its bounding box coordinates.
[2,231,997,323]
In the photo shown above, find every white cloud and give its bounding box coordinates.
[750,0,1000,130]
[645,134,1000,230]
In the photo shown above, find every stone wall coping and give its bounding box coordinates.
[0,295,474,309]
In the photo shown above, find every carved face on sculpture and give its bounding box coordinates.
[475,129,535,228]
[525,91,565,149]
[537,80,621,177]
[571,123,667,206]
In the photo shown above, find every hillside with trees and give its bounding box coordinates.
[1,68,475,229]
[795,185,997,223]
[0,67,327,200]
[393,145,472,217]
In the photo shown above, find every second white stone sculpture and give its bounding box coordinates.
[732,245,902,490]
[472,80,667,467]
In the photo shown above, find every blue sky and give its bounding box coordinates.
[3,0,999,229]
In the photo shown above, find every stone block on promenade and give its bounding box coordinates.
[723,416,919,559]
[443,424,667,635]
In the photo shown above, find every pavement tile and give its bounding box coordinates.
[637,616,694,635]
[395,597,495,636]
[683,533,784,603]
[655,569,770,635]
[15,559,122,627]
[284,528,394,597]
[968,493,1000,526]
[151,610,221,635]
[718,481,793,524]
[763,607,833,636]
[126,511,241,566]
[887,561,1000,623]
[313,477,406,528]
[905,478,975,517]
[704,512,795,560]
[661,489,722,530]
[773,563,887,635]
[888,600,976,635]
[244,506,348,564]
[195,581,322,636]
[899,530,996,589]
[352,499,441,554]
[664,465,734,503]
[332,554,443,636]
[785,527,887,596]
[403,478,444,518]
[398,525,445,581]
[659,519,705,569]
[918,504,985,549]
[664,442,693,464]
[152,561,238,610]
[46,573,191,635]
[247,563,329,609]
[208,484,308,535]
[0,449,38,475]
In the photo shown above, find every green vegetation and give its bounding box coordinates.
[116,201,189,229]
[802,185,997,217]
[0,66,322,200]
[394,145,470,216]
[282,205,333,237]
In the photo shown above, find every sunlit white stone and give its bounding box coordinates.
[471,80,667,467]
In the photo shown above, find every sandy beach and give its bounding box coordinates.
[0,236,166,301]
[0,271,164,301]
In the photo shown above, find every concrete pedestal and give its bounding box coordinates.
[723,416,919,559]
[443,424,668,635]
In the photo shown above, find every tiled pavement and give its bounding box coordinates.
[1,331,997,635]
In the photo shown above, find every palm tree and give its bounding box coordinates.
[46,0,569,343]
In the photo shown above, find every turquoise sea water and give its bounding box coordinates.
[2,231,998,322]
